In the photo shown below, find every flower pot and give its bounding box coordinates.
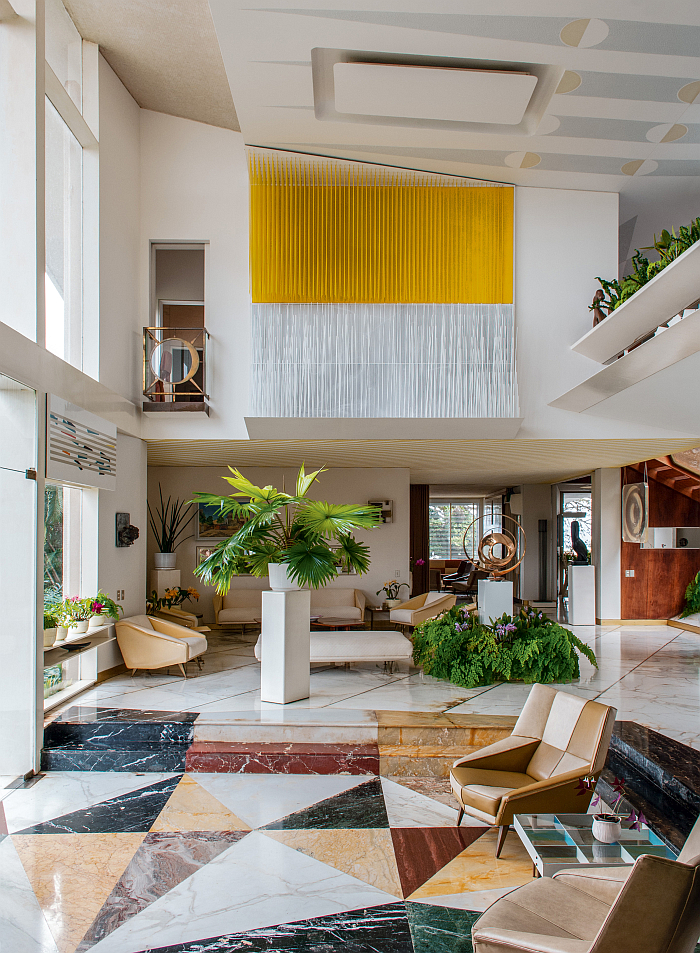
[155,552,177,569]
[55,626,69,643]
[385,599,403,608]
[43,627,57,647]
[89,614,106,627]
[268,562,305,591]
[69,620,90,634]
[592,813,622,844]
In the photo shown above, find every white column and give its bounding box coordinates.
[592,468,621,623]
[478,579,513,625]
[260,589,310,704]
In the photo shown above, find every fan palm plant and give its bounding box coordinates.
[193,466,381,591]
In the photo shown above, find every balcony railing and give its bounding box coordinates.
[143,327,209,413]
[251,303,518,418]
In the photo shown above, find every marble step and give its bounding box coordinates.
[41,743,190,772]
[186,741,380,775]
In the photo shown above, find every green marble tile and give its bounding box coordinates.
[405,901,481,953]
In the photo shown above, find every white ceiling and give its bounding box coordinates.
[209,0,700,191]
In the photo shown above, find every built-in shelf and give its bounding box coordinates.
[571,239,700,364]
[44,627,113,667]
[551,309,700,412]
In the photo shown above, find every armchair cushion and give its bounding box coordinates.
[390,591,456,626]
[311,589,365,621]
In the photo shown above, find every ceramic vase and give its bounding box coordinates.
[155,552,177,569]
[592,813,622,844]
[385,599,402,608]
[43,627,56,647]
[69,620,90,635]
[89,614,105,627]
[55,625,69,643]
[268,562,305,591]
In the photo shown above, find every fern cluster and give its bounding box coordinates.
[412,606,597,689]
[591,216,700,315]
[681,571,700,618]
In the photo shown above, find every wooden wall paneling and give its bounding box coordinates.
[410,484,430,595]
[646,550,700,618]
[620,540,650,619]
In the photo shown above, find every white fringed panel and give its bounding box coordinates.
[251,303,518,418]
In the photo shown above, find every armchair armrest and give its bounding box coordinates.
[149,616,195,639]
[118,621,187,646]
[156,607,198,627]
[452,736,539,773]
[472,928,590,953]
[354,590,366,616]
[496,766,595,825]
[553,866,632,905]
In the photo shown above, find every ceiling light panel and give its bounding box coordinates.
[333,63,537,125]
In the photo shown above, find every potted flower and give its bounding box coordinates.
[193,466,380,592]
[148,484,196,569]
[63,596,92,635]
[89,591,124,627]
[146,586,200,615]
[43,609,59,648]
[376,580,409,609]
[580,775,647,844]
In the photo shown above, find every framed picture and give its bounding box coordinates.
[197,501,248,539]
[195,545,217,566]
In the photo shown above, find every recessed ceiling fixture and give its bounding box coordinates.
[333,63,538,125]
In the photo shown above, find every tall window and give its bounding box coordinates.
[429,502,479,558]
[561,492,592,559]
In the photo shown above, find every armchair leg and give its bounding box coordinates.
[495,825,509,858]
[456,806,465,827]
[195,657,203,670]
[130,669,137,676]
[178,663,187,678]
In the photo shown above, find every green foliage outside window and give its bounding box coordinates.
[681,571,700,618]
[412,605,597,689]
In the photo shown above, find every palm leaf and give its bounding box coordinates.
[296,464,326,498]
[296,500,381,538]
[282,539,338,588]
[334,534,371,575]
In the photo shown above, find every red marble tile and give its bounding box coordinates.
[185,742,379,775]
[390,826,487,898]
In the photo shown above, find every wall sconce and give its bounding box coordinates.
[116,512,140,547]
[369,500,393,524]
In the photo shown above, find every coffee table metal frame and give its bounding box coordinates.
[513,812,675,878]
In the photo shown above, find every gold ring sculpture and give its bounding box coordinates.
[462,514,527,578]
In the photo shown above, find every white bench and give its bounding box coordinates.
[255,629,413,671]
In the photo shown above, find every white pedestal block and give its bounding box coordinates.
[568,565,596,625]
[150,569,181,598]
[260,589,311,704]
[478,579,514,625]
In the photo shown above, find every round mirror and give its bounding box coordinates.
[150,338,199,384]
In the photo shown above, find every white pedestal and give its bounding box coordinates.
[260,589,311,704]
[478,579,514,625]
[568,565,596,625]
[150,569,181,598]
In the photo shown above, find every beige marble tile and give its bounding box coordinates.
[151,775,251,832]
[408,828,534,899]
[261,828,403,898]
[13,832,144,953]
[379,744,479,759]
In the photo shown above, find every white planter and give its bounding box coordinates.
[155,552,177,569]
[592,814,622,844]
[268,562,305,591]
[55,626,69,643]
[43,627,56,647]
[385,599,402,608]
[89,614,106,627]
[69,620,90,634]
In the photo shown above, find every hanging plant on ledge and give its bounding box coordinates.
[192,465,381,591]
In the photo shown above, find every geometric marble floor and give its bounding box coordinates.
[1,770,536,953]
[63,623,700,750]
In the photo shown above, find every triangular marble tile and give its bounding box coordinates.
[380,778,460,828]
[262,828,403,898]
[133,902,413,952]
[409,886,517,912]
[407,827,533,900]
[0,835,59,953]
[150,775,251,832]
[14,777,181,834]
[192,773,369,829]
[85,831,400,953]
[262,778,388,831]
[13,832,145,953]
[405,900,482,953]
[76,831,248,951]
[391,827,487,899]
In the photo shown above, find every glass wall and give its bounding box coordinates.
[429,502,479,559]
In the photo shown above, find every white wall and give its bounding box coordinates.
[519,484,555,602]
[98,55,142,405]
[138,110,250,440]
[592,468,621,622]
[147,466,410,623]
[97,433,147,673]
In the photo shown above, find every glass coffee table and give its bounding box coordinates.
[514,813,676,878]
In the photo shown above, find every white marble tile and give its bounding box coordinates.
[87,831,398,953]
[0,837,59,952]
[92,689,215,712]
[410,886,517,912]
[193,774,370,829]
[194,708,378,743]
[380,778,462,827]
[4,772,176,833]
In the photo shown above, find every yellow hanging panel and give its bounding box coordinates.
[249,153,513,304]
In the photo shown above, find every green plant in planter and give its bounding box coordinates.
[148,484,196,554]
[681,570,700,618]
[412,606,597,689]
[193,465,380,591]
[90,591,123,620]
[44,609,58,630]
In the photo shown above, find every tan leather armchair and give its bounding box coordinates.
[115,614,208,677]
[451,683,616,856]
[390,591,456,629]
[472,813,700,953]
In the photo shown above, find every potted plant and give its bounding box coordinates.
[148,484,196,569]
[89,591,124,627]
[377,580,409,608]
[581,776,647,844]
[146,586,200,615]
[43,609,58,648]
[63,596,92,634]
[193,465,380,592]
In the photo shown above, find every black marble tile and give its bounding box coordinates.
[41,747,190,773]
[52,706,199,724]
[44,722,195,748]
[15,776,181,834]
[139,903,413,952]
[262,777,389,830]
[405,903,480,953]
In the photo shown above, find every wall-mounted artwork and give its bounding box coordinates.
[195,544,217,566]
[197,502,248,539]
[47,395,117,491]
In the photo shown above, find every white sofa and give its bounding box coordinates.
[213,587,366,627]
[390,591,456,628]
[255,629,412,667]
[213,590,263,628]
[310,588,366,622]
